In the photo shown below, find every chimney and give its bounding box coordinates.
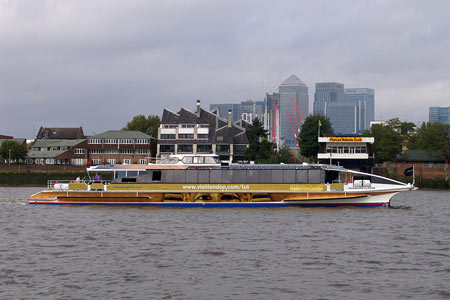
[228,109,232,128]
[196,99,201,117]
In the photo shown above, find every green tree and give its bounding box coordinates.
[408,122,450,162]
[362,119,402,163]
[298,115,333,162]
[245,118,275,163]
[124,115,160,138]
[0,140,28,163]
[276,146,294,163]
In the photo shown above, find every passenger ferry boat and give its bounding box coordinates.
[29,154,415,207]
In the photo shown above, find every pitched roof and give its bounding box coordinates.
[28,139,86,159]
[36,127,84,139]
[90,130,152,139]
[280,74,306,87]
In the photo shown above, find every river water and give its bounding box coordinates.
[1,187,449,300]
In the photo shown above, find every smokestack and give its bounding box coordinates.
[196,100,201,117]
[228,109,232,128]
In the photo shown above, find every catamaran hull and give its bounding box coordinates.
[28,191,399,207]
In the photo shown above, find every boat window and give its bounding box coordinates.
[283,170,296,183]
[221,170,233,183]
[152,171,162,181]
[271,170,284,183]
[137,170,147,176]
[193,156,204,164]
[258,170,271,184]
[325,171,339,184]
[308,170,322,183]
[247,169,259,183]
[122,177,137,183]
[162,170,174,183]
[233,170,247,183]
[173,170,186,183]
[182,156,193,164]
[209,170,222,183]
[117,171,127,179]
[127,171,138,177]
[198,170,210,182]
[185,170,198,183]
[296,170,308,183]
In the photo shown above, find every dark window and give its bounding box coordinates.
[179,134,194,139]
[160,134,176,139]
[217,144,230,153]
[197,144,212,153]
[160,145,175,153]
[152,171,162,181]
[178,144,193,153]
[197,134,208,139]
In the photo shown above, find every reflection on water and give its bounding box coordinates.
[0,187,449,299]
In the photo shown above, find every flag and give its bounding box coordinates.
[404,166,414,176]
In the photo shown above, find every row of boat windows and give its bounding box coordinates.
[326,146,367,154]
[132,169,325,184]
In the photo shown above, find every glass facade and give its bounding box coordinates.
[344,88,375,132]
[429,106,450,124]
[279,75,309,149]
[313,82,344,116]
[326,102,357,135]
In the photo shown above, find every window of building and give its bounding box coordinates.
[104,149,119,154]
[89,149,102,154]
[120,149,134,154]
[139,159,147,164]
[107,159,116,165]
[136,149,149,154]
[104,139,118,144]
[197,144,212,153]
[160,145,175,153]
[74,148,85,154]
[45,158,55,165]
[92,159,101,165]
[120,139,134,144]
[136,139,149,144]
[216,144,230,153]
[160,134,176,139]
[197,134,208,139]
[52,147,59,151]
[179,134,194,139]
[178,144,193,153]
[88,139,102,144]
[73,159,84,166]
[181,124,195,128]
[123,159,131,164]
[162,124,178,129]
[233,145,248,152]
[199,124,209,128]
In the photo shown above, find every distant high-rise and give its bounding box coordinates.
[279,75,309,149]
[210,100,265,124]
[326,102,358,134]
[264,92,280,144]
[344,88,375,133]
[313,82,344,116]
[429,106,450,124]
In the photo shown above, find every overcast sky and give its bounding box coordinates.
[1,0,449,138]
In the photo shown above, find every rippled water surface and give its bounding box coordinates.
[1,187,449,299]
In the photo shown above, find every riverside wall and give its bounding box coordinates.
[372,163,449,189]
[0,165,88,186]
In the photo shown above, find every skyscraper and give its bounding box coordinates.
[429,106,450,124]
[313,82,344,116]
[344,88,375,132]
[279,75,309,148]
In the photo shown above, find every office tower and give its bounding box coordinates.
[210,103,241,122]
[344,88,375,132]
[264,92,280,143]
[326,102,358,134]
[429,106,450,124]
[313,82,344,116]
[279,75,309,149]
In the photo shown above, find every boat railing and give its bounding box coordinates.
[48,179,111,190]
